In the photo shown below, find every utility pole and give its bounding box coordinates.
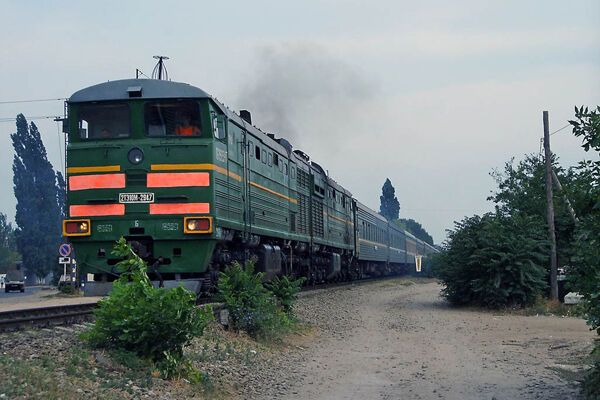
[543,111,558,301]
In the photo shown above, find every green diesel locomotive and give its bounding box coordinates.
[62,78,436,295]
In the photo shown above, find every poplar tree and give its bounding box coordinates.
[0,213,18,273]
[12,114,62,281]
[379,178,400,221]
[56,172,67,219]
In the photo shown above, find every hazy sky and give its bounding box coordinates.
[1,0,599,243]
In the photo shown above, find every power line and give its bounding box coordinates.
[0,115,62,123]
[537,123,572,155]
[0,98,66,105]
[549,123,571,136]
[402,208,491,212]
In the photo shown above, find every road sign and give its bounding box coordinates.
[59,257,71,264]
[59,243,72,257]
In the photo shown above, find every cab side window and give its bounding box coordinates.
[145,100,201,137]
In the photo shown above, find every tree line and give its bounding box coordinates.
[0,114,65,282]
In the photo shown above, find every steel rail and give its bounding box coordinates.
[0,303,97,333]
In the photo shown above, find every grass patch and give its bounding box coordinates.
[513,297,585,317]
[0,342,218,400]
[0,355,66,399]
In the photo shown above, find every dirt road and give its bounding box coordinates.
[282,280,594,400]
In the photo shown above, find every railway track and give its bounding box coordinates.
[0,275,409,333]
[0,303,97,333]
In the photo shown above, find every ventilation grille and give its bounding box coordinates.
[297,169,310,189]
[312,200,324,238]
[297,194,309,234]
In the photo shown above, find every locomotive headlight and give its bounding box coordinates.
[187,220,198,231]
[63,219,91,236]
[184,216,213,234]
[127,147,144,165]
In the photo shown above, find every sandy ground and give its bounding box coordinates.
[281,281,595,400]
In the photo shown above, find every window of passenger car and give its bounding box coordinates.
[249,141,254,157]
[78,102,130,139]
[144,100,201,137]
[268,153,273,166]
[262,149,267,163]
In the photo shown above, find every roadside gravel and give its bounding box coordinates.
[280,280,595,400]
[0,279,595,399]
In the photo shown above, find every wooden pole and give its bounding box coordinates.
[543,111,558,301]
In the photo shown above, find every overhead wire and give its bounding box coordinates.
[0,115,62,123]
[549,123,571,136]
[538,123,572,155]
[0,98,66,105]
[0,97,67,124]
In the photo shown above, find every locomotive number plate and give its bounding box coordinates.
[119,192,155,203]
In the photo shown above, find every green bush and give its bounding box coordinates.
[570,216,600,334]
[435,213,548,308]
[265,275,305,316]
[82,238,212,363]
[217,260,291,338]
[58,284,77,295]
[582,340,600,399]
[569,106,600,398]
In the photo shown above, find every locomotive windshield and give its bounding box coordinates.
[145,100,201,137]
[78,102,130,139]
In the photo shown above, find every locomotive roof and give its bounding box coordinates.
[69,78,359,202]
[69,79,212,103]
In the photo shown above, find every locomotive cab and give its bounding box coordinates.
[63,79,226,294]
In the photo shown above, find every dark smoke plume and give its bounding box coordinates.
[236,44,377,148]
